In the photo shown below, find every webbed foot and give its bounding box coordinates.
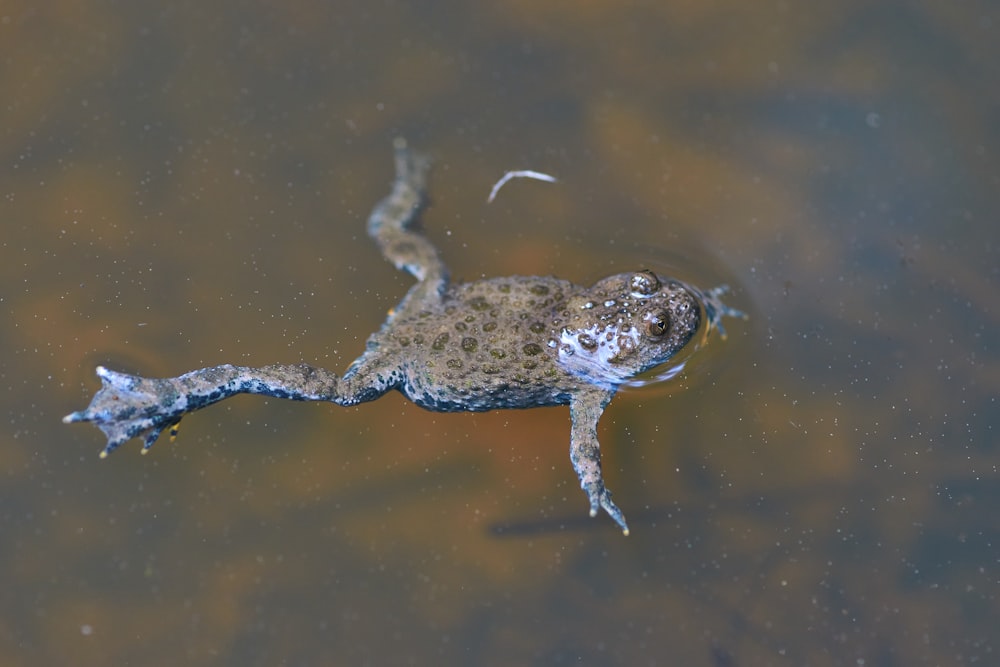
[699,284,748,340]
[63,366,189,457]
[584,481,630,536]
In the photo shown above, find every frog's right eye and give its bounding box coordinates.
[643,311,670,337]
[630,270,661,296]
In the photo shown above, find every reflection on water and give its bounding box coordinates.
[3,1,997,665]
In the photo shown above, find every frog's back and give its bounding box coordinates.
[378,276,579,411]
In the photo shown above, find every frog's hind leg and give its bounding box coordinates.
[64,363,390,458]
[367,139,448,297]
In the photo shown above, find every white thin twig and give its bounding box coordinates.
[487,170,558,203]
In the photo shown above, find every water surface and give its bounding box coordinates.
[3,1,997,665]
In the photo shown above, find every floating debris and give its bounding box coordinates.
[487,170,557,203]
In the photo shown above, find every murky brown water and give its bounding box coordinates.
[4,1,997,665]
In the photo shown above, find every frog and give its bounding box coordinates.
[64,139,745,535]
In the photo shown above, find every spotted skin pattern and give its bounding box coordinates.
[65,140,745,534]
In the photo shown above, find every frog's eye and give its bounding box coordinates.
[630,270,661,296]
[644,311,670,337]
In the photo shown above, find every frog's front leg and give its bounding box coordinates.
[569,387,630,535]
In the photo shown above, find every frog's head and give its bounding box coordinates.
[551,270,700,387]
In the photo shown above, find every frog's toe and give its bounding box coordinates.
[583,482,630,535]
[98,433,133,459]
[587,492,600,518]
[140,418,181,454]
[600,491,630,536]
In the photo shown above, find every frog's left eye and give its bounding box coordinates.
[644,311,670,337]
